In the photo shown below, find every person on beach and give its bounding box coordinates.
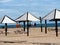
[16,23,20,28]
[34,23,36,27]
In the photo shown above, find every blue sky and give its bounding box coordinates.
[0,0,60,20]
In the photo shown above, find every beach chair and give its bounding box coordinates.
[14,30,23,34]
[0,31,3,34]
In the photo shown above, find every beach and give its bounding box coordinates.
[0,27,60,45]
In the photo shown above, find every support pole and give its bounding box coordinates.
[55,20,58,37]
[27,20,29,36]
[24,21,25,31]
[27,12,29,36]
[45,20,47,34]
[40,17,43,32]
[5,23,7,36]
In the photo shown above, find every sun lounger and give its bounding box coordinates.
[0,31,3,34]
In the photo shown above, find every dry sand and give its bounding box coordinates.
[0,27,60,45]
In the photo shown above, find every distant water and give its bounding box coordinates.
[0,23,60,28]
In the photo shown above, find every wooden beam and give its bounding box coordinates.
[40,17,43,32]
[27,20,29,36]
[45,20,47,34]
[24,21,25,31]
[55,20,58,37]
[5,23,7,36]
[27,12,29,36]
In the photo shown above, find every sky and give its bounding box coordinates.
[0,0,60,20]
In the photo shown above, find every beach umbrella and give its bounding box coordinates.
[0,15,16,36]
[15,12,40,36]
[42,9,60,37]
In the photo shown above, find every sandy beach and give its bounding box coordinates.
[0,27,60,45]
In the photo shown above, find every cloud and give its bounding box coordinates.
[5,3,28,7]
[0,9,19,14]
[0,9,4,11]
[29,0,32,1]
[30,3,38,6]
[30,11,40,17]
[0,9,21,19]
[0,0,12,3]
[40,0,55,2]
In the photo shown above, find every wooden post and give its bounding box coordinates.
[27,20,29,36]
[5,23,7,36]
[24,21,25,31]
[45,20,47,34]
[27,12,29,36]
[55,20,58,37]
[40,17,43,32]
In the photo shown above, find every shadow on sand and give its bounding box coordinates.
[0,41,59,45]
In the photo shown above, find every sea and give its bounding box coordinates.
[0,23,60,28]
